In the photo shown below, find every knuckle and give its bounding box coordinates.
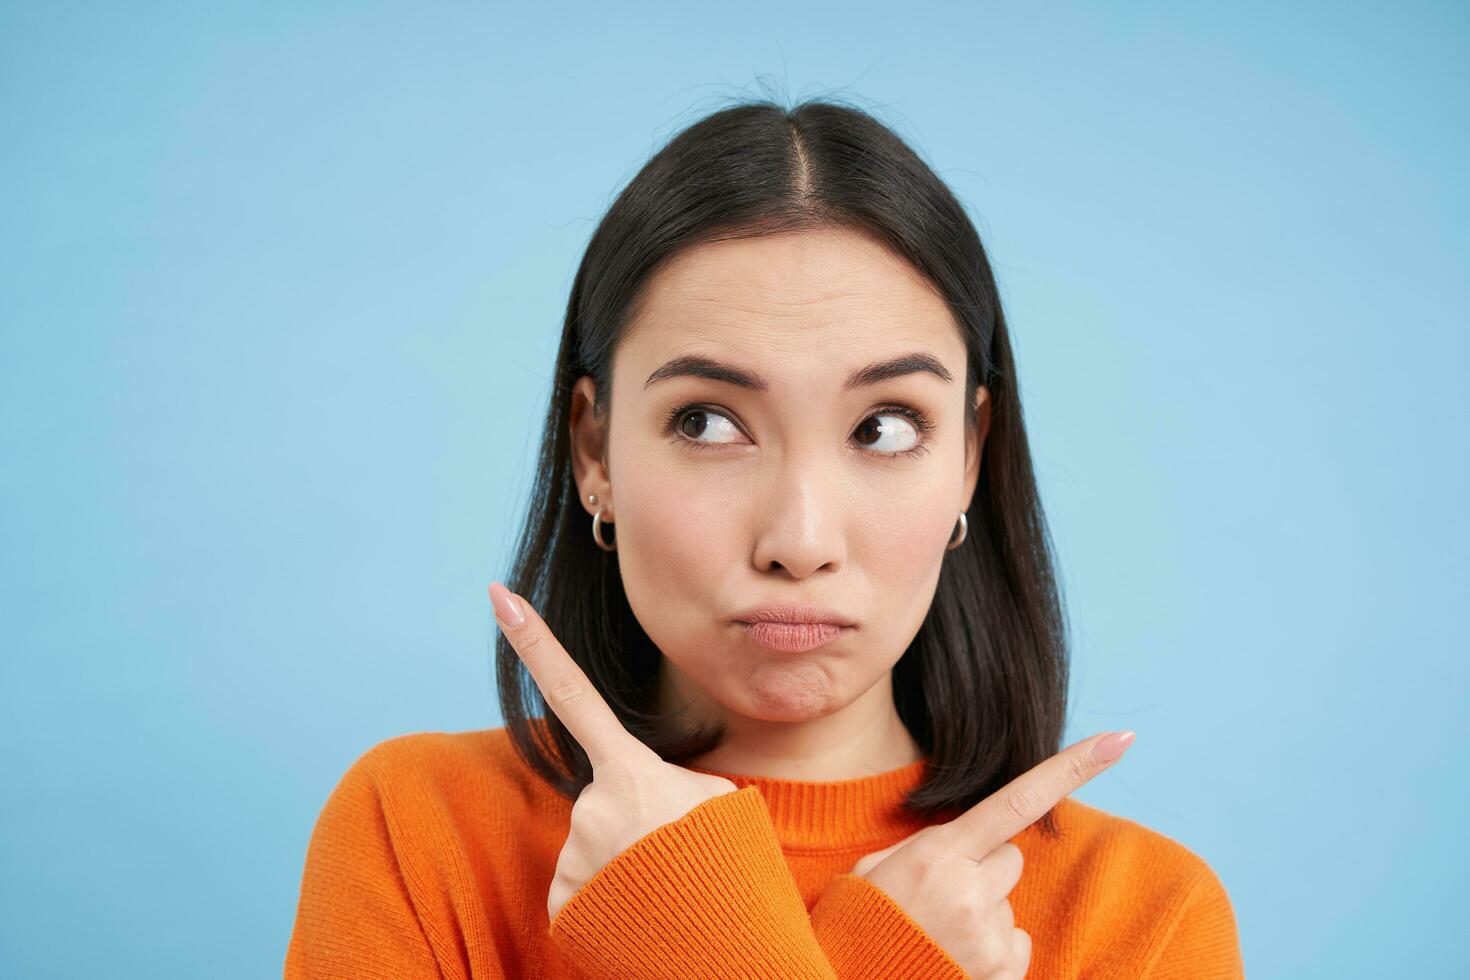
[972,917,1012,976]
[1065,749,1096,786]
[962,875,993,911]
[1000,783,1043,824]
[548,680,584,711]
[567,792,595,825]
[1015,927,1033,967]
[911,844,955,884]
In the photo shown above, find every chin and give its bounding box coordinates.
[740,702,829,724]
[740,676,841,721]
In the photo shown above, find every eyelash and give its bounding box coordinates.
[662,401,937,460]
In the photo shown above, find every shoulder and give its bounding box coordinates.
[346,724,522,778]
[1022,798,1241,974]
[293,727,579,969]
[331,724,568,828]
[1041,796,1232,900]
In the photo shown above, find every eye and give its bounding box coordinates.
[664,402,936,460]
[666,405,748,446]
[853,411,927,456]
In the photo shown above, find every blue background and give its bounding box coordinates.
[3,2,1465,977]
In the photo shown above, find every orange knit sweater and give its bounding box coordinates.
[284,726,1244,978]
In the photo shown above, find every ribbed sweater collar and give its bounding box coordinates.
[683,758,934,851]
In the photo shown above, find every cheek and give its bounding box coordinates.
[618,467,733,573]
[612,461,734,642]
[860,480,956,587]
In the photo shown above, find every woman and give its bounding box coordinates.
[285,98,1244,979]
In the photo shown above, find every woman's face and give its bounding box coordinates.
[571,225,989,728]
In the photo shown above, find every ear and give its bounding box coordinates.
[569,375,612,517]
[961,385,991,511]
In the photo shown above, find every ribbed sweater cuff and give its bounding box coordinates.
[548,785,837,979]
[808,872,969,980]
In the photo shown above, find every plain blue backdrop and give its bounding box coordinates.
[3,2,1466,977]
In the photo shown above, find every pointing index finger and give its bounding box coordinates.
[490,582,651,770]
[938,730,1136,861]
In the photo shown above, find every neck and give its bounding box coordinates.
[655,657,924,781]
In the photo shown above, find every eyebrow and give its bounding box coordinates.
[643,351,954,392]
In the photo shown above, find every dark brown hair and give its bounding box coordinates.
[495,94,1071,838]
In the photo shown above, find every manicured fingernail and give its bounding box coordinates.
[489,581,524,628]
[1093,730,1136,764]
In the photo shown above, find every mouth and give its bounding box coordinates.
[736,621,852,653]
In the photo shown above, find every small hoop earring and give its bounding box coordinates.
[589,493,616,552]
[946,512,967,551]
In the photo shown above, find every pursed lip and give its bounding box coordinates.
[737,619,852,654]
[732,602,857,628]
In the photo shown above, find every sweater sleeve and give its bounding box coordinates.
[1141,866,1245,980]
[806,872,970,979]
[547,785,840,979]
[283,755,462,980]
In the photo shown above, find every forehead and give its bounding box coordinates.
[619,226,962,373]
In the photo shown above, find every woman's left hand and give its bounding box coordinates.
[489,581,740,922]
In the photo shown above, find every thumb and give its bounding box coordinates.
[851,826,933,877]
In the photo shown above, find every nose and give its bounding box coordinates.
[749,459,847,579]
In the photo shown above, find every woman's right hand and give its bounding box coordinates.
[488,581,742,924]
[845,730,1136,979]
